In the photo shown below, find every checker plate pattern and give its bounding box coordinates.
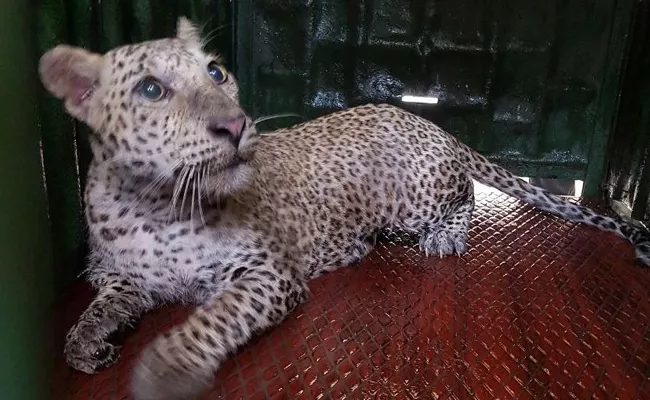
[52,192,650,399]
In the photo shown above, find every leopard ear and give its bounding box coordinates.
[177,16,202,47]
[39,45,103,122]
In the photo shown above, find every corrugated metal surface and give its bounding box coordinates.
[53,193,650,399]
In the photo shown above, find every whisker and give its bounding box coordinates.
[130,174,167,212]
[198,164,207,227]
[174,167,187,221]
[170,165,190,222]
[179,165,194,220]
[190,167,197,232]
[125,160,180,217]
[169,166,184,215]
[198,18,214,36]
[201,23,231,47]
[202,163,211,196]
[105,149,179,166]
[254,113,304,127]
[205,160,213,206]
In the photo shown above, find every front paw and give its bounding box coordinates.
[64,322,119,374]
[131,335,213,400]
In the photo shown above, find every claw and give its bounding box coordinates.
[420,228,468,258]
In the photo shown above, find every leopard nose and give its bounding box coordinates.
[207,114,246,148]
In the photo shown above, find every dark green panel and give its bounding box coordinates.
[0,1,55,399]
[605,1,650,223]
[38,0,87,291]
[65,0,98,192]
[236,0,636,194]
[96,0,233,62]
[583,0,637,196]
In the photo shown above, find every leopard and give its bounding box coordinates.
[39,17,650,400]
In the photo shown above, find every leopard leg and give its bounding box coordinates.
[417,175,474,257]
[130,259,309,400]
[419,193,474,257]
[65,278,153,374]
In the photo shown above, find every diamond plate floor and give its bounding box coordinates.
[52,191,650,399]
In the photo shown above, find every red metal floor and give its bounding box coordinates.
[52,191,650,399]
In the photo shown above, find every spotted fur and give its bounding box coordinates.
[39,17,650,400]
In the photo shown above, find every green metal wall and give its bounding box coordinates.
[0,1,54,399]
[605,0,650,224]
[36,0,646,290]
[235,0,635,195]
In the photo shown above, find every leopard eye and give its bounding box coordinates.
[207,61,227,84]
[137,77,167,102]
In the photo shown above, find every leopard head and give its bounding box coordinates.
[39,17,257,202]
